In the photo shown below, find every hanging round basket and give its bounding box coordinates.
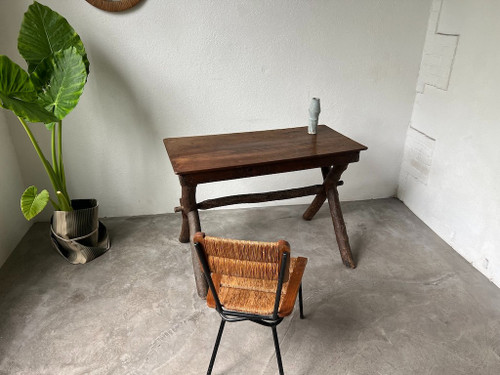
[86,0,142,12]
[50,199,110,264]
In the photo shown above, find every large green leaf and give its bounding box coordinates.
[0,55,36,102]
[0,94,58,123]
[18,1,89,74]
[0,55,58,123]
[20,185,49,220]
[31,47,87,120]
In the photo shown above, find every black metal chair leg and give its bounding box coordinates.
[299,283,304,319]
[207,319,226,375]
[272,326,285,375]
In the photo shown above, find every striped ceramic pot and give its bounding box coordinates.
[50,199,110,264]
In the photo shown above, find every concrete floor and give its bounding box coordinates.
[0,198,499,374]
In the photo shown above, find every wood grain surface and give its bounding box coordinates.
[164,125,367,176]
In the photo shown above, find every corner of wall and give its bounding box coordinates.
[398,0,500,288]
[0,112,31,269]
[399,0,459,199]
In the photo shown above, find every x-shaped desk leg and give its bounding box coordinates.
[303,164,356,268]
[180,179,209,298]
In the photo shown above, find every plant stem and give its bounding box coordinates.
[49,197,61,211]
[18,117,72,211]
[18,117,60,193]
[56,191,71,211]
[58,120,67,194]
[51,125,59,176]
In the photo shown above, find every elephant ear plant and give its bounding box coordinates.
[0,1,89,220]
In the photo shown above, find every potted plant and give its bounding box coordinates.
[0,1,109,264]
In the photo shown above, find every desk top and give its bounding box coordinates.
[164,125,367,178]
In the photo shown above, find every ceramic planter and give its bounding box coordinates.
[50,199,110,264]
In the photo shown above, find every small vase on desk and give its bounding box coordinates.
[308,98,320,134]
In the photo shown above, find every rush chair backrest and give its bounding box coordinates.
[199,235,290,281]
[195,233,291,318]
[193,232,307,375]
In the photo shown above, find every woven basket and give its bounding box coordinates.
[50,199,110,264]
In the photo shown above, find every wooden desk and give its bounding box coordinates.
[164,125,367,297]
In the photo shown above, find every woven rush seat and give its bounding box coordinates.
[207,257,306,316]
[193,232,308,375]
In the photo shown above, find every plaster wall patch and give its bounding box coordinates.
[416,0,459,93]
[402,126,436,185]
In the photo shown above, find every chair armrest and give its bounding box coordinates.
[279,257,307,317]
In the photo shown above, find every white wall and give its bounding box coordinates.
[399,0,500,287]
[1,0,431,222]
[0,111,31,267]
[0,3,31,267]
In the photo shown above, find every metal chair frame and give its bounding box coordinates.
[194,241,304,375]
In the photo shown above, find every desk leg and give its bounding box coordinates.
[179,198,190,243]
[180,181,208,298]
[303,167,330,220]
[324,165,356,269]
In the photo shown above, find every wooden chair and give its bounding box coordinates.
[193,232,308,375]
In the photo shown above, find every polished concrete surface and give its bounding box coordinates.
[1,198,499,374]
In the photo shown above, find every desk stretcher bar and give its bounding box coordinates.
[164,125,367,297]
